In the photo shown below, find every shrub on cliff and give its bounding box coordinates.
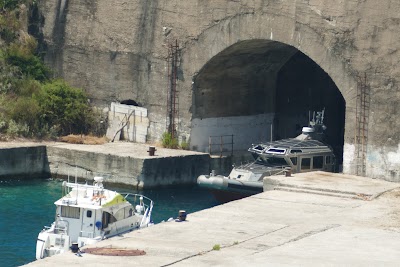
[0,3,20,43]
[4,43,50,82]
[35,80,95,136]
[0,2,98,140]
[0,0,27,11]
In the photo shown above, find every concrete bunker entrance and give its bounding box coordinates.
[191,40,345,166]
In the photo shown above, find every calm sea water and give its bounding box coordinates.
[0,178,217,267]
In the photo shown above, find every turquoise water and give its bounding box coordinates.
[0,179,217,267]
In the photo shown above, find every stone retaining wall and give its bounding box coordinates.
[0,145,218,188]
[0,146,50,179]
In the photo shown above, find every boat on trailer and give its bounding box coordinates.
[36,176,153,260]
[198,109,336,203]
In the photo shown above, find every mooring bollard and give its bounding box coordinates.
[285,168,291,177]
[70,243,79,253]
[178,210,187,221]
[147,146,156,156]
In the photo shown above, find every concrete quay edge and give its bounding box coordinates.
[25,172,400,267]
[0,141,232,188]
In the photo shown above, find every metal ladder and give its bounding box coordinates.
[354,73,370,176]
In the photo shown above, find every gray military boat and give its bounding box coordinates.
[197,110,336,203]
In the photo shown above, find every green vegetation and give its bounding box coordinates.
[180,140,189,150]
[5,42,50,81]
[0,1,30,43]
[161,132,191,150]
[37,80,95,135]
[161,132,179,149]
[212,244,221,251]
[0,0,27,11]
[0,2,97,140]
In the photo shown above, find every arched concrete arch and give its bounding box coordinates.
[184,12,357,103]
[180,12,357,166]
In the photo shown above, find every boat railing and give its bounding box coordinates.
[54,219,69,234]
[139,200,154,227]
[62,199,78,205]
[256,165,289,178]
[122,193,154,227]
[271,167,287,176]
[209,134,234,157]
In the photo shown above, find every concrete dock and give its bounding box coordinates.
[0,141,224,187]
[25,172,400,266]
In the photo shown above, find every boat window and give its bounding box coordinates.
[86,210,92,218]
[326,156,331,164]
[313,156,324,169]
[290,157,297,165]
[301,158,311,170]
[114,209,124,221]
[290,149,302,154]
[261,157,289,166]
[102,212,117,229]
[267,148,286,154]
[60,206,80,219]
[253,145,264,151]
[126,206,133,217]
[114,207,132,221]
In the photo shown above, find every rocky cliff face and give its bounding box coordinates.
[38,0,400,181]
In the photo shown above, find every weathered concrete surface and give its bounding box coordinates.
[24,173,400,266]
[264,171,399,199]
[0,141,227,187]
[37,0,400,181]
[46,142,210,188]
[0,143,50,179]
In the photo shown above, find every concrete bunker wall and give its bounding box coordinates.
[183,13,355,167]
[37,0,400,181]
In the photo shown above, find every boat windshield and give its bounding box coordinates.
[257,156,289,166]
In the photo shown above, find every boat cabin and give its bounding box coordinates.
[249,138,335,174]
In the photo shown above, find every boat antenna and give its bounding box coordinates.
[270,123,273,142]
[321,108,325,123]
[75,166,78,204]
[75,166,78,184]
[313,111,315,124]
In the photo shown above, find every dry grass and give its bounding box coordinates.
[60,134,108,145]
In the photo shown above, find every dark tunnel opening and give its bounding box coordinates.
[191,40,345,166]
[275,51,345,165]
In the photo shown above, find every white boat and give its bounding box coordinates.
[36,176,154,260]
[198,109,336,203]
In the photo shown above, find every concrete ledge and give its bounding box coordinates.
[46,142,211,188]
[0,144,50,179]
[0,142,215,188]
[24,185,400,266]
[263,171,399,200]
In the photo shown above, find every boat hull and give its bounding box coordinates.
[197,175,263,203]
[208,189,257,203]
[36,230,71,260]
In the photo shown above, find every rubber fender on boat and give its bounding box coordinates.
[197,175,226,190]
